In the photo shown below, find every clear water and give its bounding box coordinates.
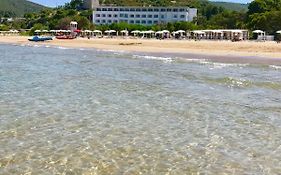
[0,44,280,174]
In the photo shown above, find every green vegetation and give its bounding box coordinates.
[247,0,281,34]
[210,2,248,12]
[0,0,46,17]
[0,0,280,35]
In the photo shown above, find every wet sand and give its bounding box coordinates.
[1,36,281,64]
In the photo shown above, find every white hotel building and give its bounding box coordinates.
[92,6,197,25]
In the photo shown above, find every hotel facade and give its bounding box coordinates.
[92,6,197,25]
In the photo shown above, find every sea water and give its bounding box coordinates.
[0,44,280,174]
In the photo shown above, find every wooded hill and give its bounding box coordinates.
[0,0,46,17]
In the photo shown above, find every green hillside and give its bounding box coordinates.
[210,2,249,11]
[0,0,47,17]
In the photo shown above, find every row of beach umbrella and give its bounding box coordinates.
[33,29,281,35]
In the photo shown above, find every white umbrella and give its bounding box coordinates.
[155,31,164,34]
[84,30,92,33]
[131,30,140,34]
[276,30,281,34]
[162,30,170,33]
[93,30,102,33]
[176,30,185,33]
[253,30,264,33]
[34,30,41,33]
[146,30,155,34]
[193,31,205,34]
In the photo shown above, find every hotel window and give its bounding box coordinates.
[114,14,118,18]
[125,8,129,11]
[102,8,107,11]
[114,8,119,11]
[148,14,152,18]
[96,20,100,23]
[167,8,172,12]
[124,14,128,18]
[108,20,112,23]
[130,14,135,18]
[154,15,158,18]
[96,14,100,17]
[142,8,147,12]
[179,8,185,12]
[130,8,136,11]
[153,20,158,24]
[173,15,178,18]
[141,14,146,18]
[136,14,140,18]
[102,14,106,17]
[180,15,185,18]
[148,20,152,24]
[136,20,140,24]
[148,8,153,12]
[161,9,166,12]
[173,9,178,12]
[108,14,112,17]
[154,8,159,12]
[96,8,101,11]
[141,20,146,24]
[161,15,165,19]
[108,8,112,11]
[130,20,134,24]
[136,8,141,11]
[120,14,124,17]
[102,20,106,23]
[120,8,124,11]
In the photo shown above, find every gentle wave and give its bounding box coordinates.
[133,55,173,63]
[269,65,281,70]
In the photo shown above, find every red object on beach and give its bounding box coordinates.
[74,29,81,33]
[56,35,75,40]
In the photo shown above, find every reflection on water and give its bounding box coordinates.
[0,44,281,174]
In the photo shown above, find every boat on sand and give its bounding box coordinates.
[28,36,53,42]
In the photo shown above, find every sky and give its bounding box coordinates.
[30,0,253,7]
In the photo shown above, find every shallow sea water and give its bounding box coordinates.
[0,44,281,174]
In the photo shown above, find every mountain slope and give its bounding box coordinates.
[0,0,47,17]
[210,1,249,11]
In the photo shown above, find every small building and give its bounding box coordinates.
[92,6,197,26]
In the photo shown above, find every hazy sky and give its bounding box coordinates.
[30,0,253,7]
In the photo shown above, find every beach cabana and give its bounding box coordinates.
[141,30,155,38]
[93,30,102,37]
[104,30,117,37]
[192,30,205,40]
[131,30,141,37]
[253,30,265,41]
[120,30,129,37]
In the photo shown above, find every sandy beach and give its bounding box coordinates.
[1,36,281,60]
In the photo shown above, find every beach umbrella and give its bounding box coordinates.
[50,30,56,33]
[93,30,102,33]
[155,31,163,34]
[252,30,264,33]
[276,30,281,34]
[176,30,185,33]
[84,30,92,33]
[42,30,48,32]
[34,30,41,33]
[146,30,155,34]
[162,30,170,33]
[131,30,140,34]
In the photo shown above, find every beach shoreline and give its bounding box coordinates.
[1,36,281,64]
